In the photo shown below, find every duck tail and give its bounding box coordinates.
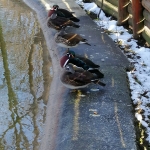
[73,24,80,28]
[95,65,100,68]
[91,79,106,86]
[82,39,91,46]
[97,80,106,86]
[88,69,104,78]
[70,17,80,22]
[85,42,91,46]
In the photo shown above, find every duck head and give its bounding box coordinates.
[60,55,75,73]
[53,4,59,10]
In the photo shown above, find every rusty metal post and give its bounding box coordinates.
[118,0,130,25]
[132,0,144,39]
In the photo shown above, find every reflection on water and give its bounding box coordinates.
[0,0,52,149]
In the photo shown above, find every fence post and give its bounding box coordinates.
[118,0,130,25]
[132,0,144,39]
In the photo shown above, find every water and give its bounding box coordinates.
[0,0,52,149]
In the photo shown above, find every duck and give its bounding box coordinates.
[60,52,104,78]
[66,50,100,69]
[60,68,106,89]
[54,28,91,51]
[52,5,80,22]
[47,7,80,30]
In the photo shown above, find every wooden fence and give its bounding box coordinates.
[92,0,150,45]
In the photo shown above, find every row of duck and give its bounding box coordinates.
[47,4,105,89]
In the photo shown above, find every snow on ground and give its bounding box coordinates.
[76,0,150,144]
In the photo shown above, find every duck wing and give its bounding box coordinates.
[61,33,90,46]
[76,54,100,68]
[57,9,73,18]
[88,69,104,78]
[70,70,95,81]
[61,33,81,46]
[91,79,106,86]
[51,17,80,28]
[61,71,105,88]
[47,18,61,30]
[63,72,88,86]
[57,9,80,22]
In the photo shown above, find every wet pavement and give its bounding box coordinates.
[20,0,137,150]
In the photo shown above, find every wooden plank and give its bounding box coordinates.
[106,0,118,7]
[118,0,130,25]
[128,3,132,27]
[128,16,133,27]
[127,3,132,14]
[144,20,150,29]
[132,0,144,38]
[94,0,118,19]
[143,9,150,23]
[142,26,150,45]
[142,0,150,13]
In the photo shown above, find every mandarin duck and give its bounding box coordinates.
[52,4,80,22]
[60,52,104,78]
[47,7,80,30]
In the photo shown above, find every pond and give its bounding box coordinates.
[0,0,52,149]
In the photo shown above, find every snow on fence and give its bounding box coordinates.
[91,0,150,45]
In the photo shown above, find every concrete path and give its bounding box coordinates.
[23,0,137,149]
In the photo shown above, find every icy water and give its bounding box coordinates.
[0,0,52,149]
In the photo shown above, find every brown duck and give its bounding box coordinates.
[52,4,80,22]
[60,67,106,89]
[47,8,80,30]
[54,28,91,51]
